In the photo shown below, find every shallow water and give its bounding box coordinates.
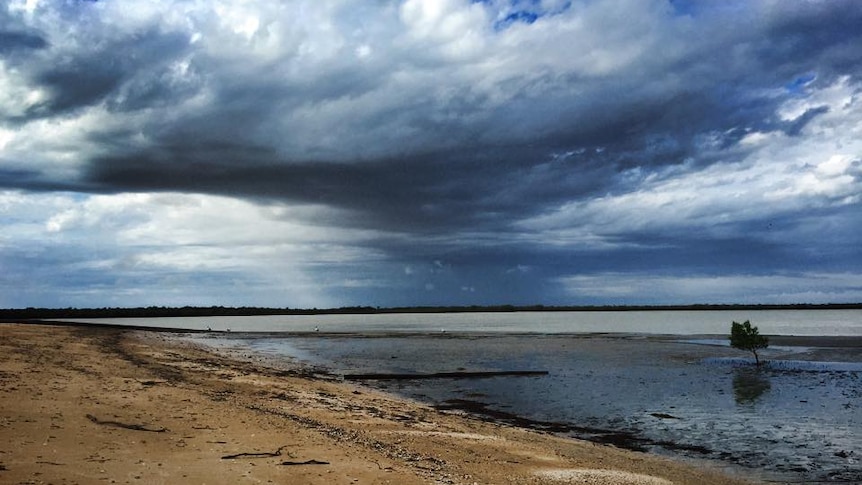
[72,308,862,335]
[191,333,862,483]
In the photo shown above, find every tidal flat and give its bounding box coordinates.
[200,332,862,483]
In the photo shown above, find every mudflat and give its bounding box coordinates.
[0,323,755,485]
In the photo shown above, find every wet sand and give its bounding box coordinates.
[235,332,860,482]
[0,323,756,485]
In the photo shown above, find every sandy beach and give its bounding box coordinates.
[0,323,757,485]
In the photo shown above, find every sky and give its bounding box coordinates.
[1,0,861,309]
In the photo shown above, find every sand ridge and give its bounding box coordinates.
[0,323,757,484]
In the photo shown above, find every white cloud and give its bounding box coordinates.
[0,61,46,117]
[1,190,388,306]
[0,128,14,150]
[0,0,773,174]
[778,75,852,121]
[0,104,121,183]
[518,76,862,247]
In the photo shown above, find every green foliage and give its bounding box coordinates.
[730,320,769,365]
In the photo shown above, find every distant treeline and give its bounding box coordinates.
[2,303,861,320]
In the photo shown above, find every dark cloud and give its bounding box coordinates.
[0,30,48,54]
[781,105,830,137]
[0,168,44,187]
[761,1,862,80]
[87,150,509,232]
[30,29,190,117]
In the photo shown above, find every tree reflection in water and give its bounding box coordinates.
[733,367,771,404]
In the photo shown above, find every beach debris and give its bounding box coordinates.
[86,414,167,433]
[649,412,680,420]
[280,459,330,466]
[343,370,548,381]
[137,379,166,386]
[221,445,288,460]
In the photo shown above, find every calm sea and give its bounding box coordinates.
[70,309,862,335]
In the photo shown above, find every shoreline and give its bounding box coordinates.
[0,322,756,485]
[187,329,861,483]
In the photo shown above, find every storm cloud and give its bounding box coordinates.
[1,0,861,307]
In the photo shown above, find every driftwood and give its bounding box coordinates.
[221,446,328,466]
[86,414,167,432]
[221,445,287,460]
[343,370,548,381]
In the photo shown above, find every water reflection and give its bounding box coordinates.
[733,368,771,404]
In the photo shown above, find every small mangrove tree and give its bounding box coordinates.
[730,320,769,366]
